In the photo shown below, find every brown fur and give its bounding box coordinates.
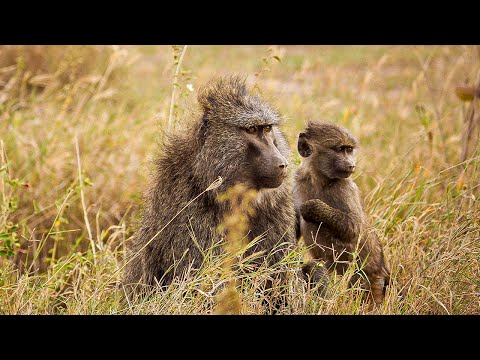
[293,121,390,304]
[123,76,298,309]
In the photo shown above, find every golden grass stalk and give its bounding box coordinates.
[75,131,96,265]
[214,184,257,315]
[167,45,188,130]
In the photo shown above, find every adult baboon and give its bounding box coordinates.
[294,121,390,304]
[123,76,298,306]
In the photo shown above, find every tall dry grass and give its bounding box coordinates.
[0,45,479,314]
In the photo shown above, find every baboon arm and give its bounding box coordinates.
[295,206,302,241]
[300,199,361,243]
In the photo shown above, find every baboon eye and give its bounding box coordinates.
[334,146,354,153]
[263,125,272,133]
[246,126,256,134]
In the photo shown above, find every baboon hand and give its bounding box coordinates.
[300,199,329,223]
[302,261,328,296]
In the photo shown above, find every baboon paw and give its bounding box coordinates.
[300,199,327,223]
[302,261,329,296]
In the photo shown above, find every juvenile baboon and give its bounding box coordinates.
[123,76,298,307]
[293,121,390,304]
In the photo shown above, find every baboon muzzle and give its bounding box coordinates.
[250,142,288,189]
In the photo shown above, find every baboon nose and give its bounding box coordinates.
[348,165,356,171]
[279,160,288,169]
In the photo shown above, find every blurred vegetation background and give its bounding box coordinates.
[0,45,478,314]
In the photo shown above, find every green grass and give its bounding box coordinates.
[0,45,479,314]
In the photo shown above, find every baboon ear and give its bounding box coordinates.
[198,93,214,113]
[298,132,312,158]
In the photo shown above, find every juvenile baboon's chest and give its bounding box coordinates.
[294,179,352,213]
[295,178,356,256]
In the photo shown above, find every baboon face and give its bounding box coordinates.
[298,122,358,180]
[242,123,289,189]
[204,121,289,190]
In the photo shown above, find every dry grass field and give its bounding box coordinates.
[0,45,479,314]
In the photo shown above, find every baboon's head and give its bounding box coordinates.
[195,76,290,190]
[298,121,358,180]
